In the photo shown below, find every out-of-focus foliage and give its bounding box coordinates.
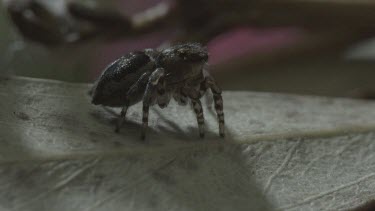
[0,1,116,82]
[3,0,375,96]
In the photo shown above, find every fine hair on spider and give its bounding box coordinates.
[91,43,224,140]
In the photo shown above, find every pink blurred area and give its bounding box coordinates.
[207,27,303,65]
[91,0,304,78]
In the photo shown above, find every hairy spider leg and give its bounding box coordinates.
[191,99,205,137]
[141,68,165,139]
[115,72,150,133]
[183,87,206,138]
[115,106,128,133]
[141,105,149,140]
[205,76,225,137]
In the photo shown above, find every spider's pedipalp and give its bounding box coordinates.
[156,76,171,108]
[173,92,188,105]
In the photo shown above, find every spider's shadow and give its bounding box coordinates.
[93,105,233,142]
[153,108,214,141]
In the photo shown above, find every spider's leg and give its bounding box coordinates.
[115,106,128,133]
[141,68,164,140]
[206,76,225,137]
[191,98,205,138]
[115,72,150,133]
[185,87,205,138]
[141,104,149,140]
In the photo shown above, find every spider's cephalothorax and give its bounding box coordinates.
[91,43,224,140]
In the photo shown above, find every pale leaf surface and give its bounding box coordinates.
[1,76,375,210]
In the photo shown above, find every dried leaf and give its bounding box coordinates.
[1,76,375,210]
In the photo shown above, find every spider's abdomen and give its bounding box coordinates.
[91,51,155,107]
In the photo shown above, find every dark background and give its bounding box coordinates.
[2,0,375,98]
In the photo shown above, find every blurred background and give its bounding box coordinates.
[2,0,375,98]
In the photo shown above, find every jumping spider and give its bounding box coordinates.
[91,43,224,140]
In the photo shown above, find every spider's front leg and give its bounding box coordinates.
[184,87,206,138]
[203,76,225,137]
[191,98,205,138]
[141,68,165,140]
